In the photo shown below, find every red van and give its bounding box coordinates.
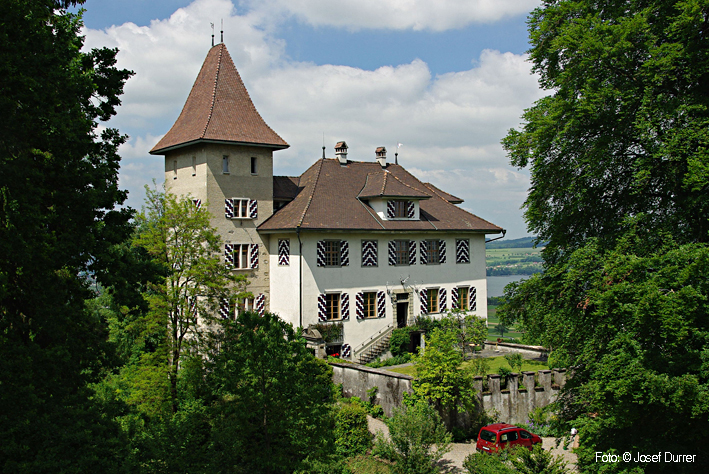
[476,423,542,453]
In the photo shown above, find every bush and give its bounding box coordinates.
[374,402,452,474]
[468,357,490,376]
[463,451,514,474]
[390,327,413,357]
[504,353,523,373]
[367,353,412,368]
[334,402,373,458]
[415,314,443,333]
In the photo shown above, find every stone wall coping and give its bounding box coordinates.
[485,341,548,351]
[329,362,414,381]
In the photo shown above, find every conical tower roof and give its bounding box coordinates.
[150,43,288,154]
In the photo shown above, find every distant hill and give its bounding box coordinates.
[486,236,542,249]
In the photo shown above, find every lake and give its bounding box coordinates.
[487,275,527,298]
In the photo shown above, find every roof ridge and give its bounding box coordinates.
[296,158,325,227]
[388,170,430,196]
[421,182,450,203]
[201,44,222,140]
[380,171,388,195]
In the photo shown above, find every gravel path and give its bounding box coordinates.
[367,416,578,473]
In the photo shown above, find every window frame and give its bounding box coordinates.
[392,200,409,218]
[250,156,258,175]
[324,240,342,267]
[427,288,439,314]
[232,244,250,269]
[229,198,251,219]
[222,155,230,174]
[394,240,409,266]
[424,239,441,264]
[457,286,469,310]
[325,293,341,321]
[362,291,377,319]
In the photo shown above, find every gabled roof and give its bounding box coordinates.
[150,43,288,155]
[258,159,503,233]
[422,182,464,204]
[358,171,431,199]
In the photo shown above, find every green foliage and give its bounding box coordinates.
[504,353,524,373]
[463,452,515,474]
[335,402,373,458]
[468,357,490,376]
[311,321,344,343]
[207,310,335,473]
[367,353,412,368]
[0,1,135,470]
[346,455,392,474]
[464,445,569,474]
[415,314,443,334]
[440,311,488,357]
[374,402,451,474]
[390,327,414,356]
[409,328,477,427]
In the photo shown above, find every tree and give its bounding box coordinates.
[409,328,477,428]
[133,186,247,414]
[500,2,709,472]
[207,310,335,474]
[440,310,488,357]
[0,1,133,471]
[504,353,524,373]
[373,402,452,474]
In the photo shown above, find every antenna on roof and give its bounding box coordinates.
[211,22,214,46]
[396,142,403,165]
[322,132,325,159]
[220,19,223,43]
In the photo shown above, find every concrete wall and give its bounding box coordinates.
[331,362,566,424]
[331,363,413,417]
[268,232,488,351]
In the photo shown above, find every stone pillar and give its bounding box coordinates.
[488,374,501,417]
[508,373,519,424]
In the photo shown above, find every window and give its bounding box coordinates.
[362,292,377,318]
[222,155,230,173]
[238,297,255,313]
[325,293,340,320]
[394,240,409,265]
[250,156,257,174]
[425,240,440,264]
[393,200,408,218]
[520,431,532,440]
[173,160,177,179]
[457,287,469,310]
[427,288,439,314]
[324,241,341,266]
[500,431,518,443]
[232,244,250,269]
[228,198,250,218]
[192,156,197,175]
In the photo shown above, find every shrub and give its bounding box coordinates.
[510,444,569,474]
[367,353,412,368]
[390,327,413,357]
[468,357,490,376]
[334,402,373,458]
[504,353,524,373]
[374,402,451,474]
[463,451,514,474]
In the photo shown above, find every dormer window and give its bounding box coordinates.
[387,199,415,219]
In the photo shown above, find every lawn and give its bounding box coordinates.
[387,356,549,378]
[485,247,543,266]
[487,305,523,339]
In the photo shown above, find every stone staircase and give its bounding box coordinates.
[354,324,394,364]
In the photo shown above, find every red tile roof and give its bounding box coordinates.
[258,159,503,233]
[150,43,288,154]
[358,170,431,199]
[422,182,464,204]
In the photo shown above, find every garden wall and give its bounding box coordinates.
[330,362,566,424]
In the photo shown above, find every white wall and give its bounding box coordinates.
[268,231,488,352]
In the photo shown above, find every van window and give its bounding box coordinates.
[501,431,518,442]
[520,430,532,439]
[480,430,497,443]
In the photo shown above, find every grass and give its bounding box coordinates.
[485,247,543,266]
[386,356,549,378]
[487,305,523,339]
[347,455,392,473]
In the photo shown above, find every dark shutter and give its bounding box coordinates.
[317,240,326,267]
[451,287,459,310]
[456,239,470,264]
[386,200,395,218]
[388,241,396,266]
[470,287,477,311]
[377,291,386,318]
[255,294,265,316]
[420,240,428,265]
[249,199,258,219]
[341,344,352,358]
[408,240,416,265]
[419,289,428,315]
[225,198,234,218]
[278,239,290,266]
[250,244,259,269]
[340,293,349,320]
[318,294,327,321]
[356,292,364,320]
[224,244,234,269]
[340,240,349,266]
[439,288,447,312]
[439,239,446,263]
[406,200,415,218]
[361,240,377,266]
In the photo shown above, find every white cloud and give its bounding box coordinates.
[83,0,545,236]
[242,0,541,31]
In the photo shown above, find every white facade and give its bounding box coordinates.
[267,232,488,354]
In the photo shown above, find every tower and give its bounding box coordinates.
[150,43,288,312]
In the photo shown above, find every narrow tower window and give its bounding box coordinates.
[173,160,177,179]
[251,156,257,175]
[222,155,229,174]
[192,156,196,176]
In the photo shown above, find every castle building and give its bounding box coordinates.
[150,43,504,361]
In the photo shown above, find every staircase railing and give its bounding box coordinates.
[352,322,394,362]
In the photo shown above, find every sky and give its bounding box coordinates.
[76,0,547,239]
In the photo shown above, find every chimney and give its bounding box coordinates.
[335,141,348,164]
[375,146,387,168]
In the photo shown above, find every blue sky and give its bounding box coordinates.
[78,0,545,238]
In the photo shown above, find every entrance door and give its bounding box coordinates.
[396,302,408,328]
